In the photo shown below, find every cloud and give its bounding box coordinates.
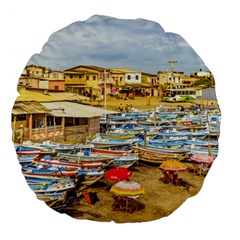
[27,15,209,74]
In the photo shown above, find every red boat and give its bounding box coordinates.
[17,150,41,157]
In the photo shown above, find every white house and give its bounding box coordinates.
[190,70,211,78]
[125,72,142,84]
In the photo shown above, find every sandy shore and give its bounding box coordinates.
[83,96,217,111]
[62,162,205,223]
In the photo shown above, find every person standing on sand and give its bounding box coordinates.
[118,103,123,111]
[125,104,129,112]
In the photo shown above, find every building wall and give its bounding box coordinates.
[111,73,125,86]
[25,66,44,77]
[48,80,65,91]
[158,71,169,85]
[125,73,142,84]
[201,87,217,100]
[39,81,49,89]
[18,77,39,88]
[88,117,100,136]
[49,71,64,80]
[86,73,99,89]
[64,73,87,85]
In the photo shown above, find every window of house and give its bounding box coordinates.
[135,75,139,80]
[93,76,96,80]
[70,75,73,79]
[86,76,89,80]
[120,77,123,81]
[127,75,131,80]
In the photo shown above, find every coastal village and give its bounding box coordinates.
[13,63,216,143]
[13,63,220,222]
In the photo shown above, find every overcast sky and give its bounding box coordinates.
[27,15,209,75]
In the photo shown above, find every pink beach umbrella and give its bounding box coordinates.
[190,154,215,165]
[110,180,145,197]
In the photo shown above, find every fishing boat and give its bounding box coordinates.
[88,136,139,148]
[33,156,104,171]
[18,155,35,166]
[141,139,185,149]
[132,146,184,161]
[138,142,190,155]
[57,152,114,167]
[23,166,79,177]
[101,132,136,140]
[28,177,76,193]
[184,139,219,148]
[91,147,133,156]
[155,130,207,139]
[108,154,139,168]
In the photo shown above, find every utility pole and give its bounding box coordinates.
[168,60,177,89]
[104,69,107,109]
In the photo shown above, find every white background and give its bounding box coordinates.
[1,1,240,239]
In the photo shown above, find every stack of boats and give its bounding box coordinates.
[15,104,220,211]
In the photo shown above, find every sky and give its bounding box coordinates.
[27,15,209,75]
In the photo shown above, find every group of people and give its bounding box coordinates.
[118,103,134,112]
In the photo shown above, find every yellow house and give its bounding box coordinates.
[141,72,158,97]
[18,65,51,88]
[64,66,99,96]
[110,69,126,88]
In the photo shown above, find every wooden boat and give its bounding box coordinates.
[132,146,184,160]
[155,131,207,139]
[23,172,61,183]
[142,140,185,149]
[88,136,139,147]
[16,143,56,155]
[23,167,79,177]
[101,132,136,140]
[109,154,139,168]
[16,145,41,157]
[57,152,114,165]
[92,148,133,156]
[33,156,104,171]
[18,155,35,166]
[29,177,75,193]
[77,169,105,186]
[184,139,218,148]
[138,143,190,154]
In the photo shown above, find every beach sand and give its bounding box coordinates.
[82,95,216,111]
[62,162,206,223]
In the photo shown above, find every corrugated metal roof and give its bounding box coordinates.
[48,92,90,101]
[16,88,60,102]
[110,68,140,73]
[12,102,51,115]
[41,102,117,118]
